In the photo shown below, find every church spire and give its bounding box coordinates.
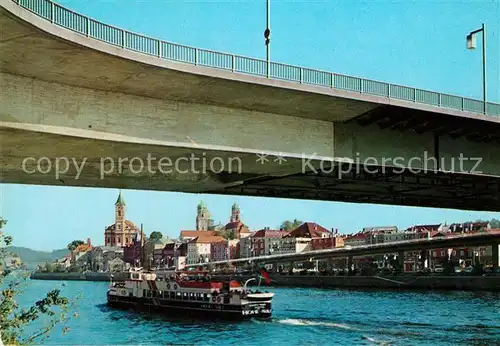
[115,190,126,206]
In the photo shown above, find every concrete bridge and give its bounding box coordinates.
[202,231,500,268]
[1,0,500,210]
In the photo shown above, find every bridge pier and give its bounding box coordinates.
[397,251,405,273]
[347,257,354,274]
[492,243,500,268]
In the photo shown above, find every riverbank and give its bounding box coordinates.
[31,271,500,291]
[30,271,129,281]
[267,274,500,291]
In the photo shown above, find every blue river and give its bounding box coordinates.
[16,280,500,345]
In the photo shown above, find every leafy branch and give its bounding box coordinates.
[0,217,77,345]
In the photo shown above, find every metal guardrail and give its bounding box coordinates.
[10,0,500,117]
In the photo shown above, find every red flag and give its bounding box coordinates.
[260,268,271,284]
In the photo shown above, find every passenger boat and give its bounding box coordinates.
[106,268,274,319]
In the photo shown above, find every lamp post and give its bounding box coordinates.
[466,23,486,114]
[264,0,271,78]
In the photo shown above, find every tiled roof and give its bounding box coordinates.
[406,224,441,232]
[74,243,93,252]
[345,233,368,240]
[225,221,249,232]
[286,222,330,238]
[105,220,139,232]
[180,230,216,238]
[362,226,398,232]
[190,235,226,244]
[252,229,288,238]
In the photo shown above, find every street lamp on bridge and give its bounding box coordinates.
[264,0,271,78]
[466,23,486,114]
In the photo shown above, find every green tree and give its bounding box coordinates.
[66,240,84,252]
[280,219,303,231]
[215,229,235,241]
[1,217,76,345]
[149,231,163,241]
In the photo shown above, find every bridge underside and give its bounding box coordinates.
[2,123,499,211]
[353,105,500,145]
[2,0,500,211]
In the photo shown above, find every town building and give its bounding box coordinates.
[180,230,217,242]
[311,236,344,250]
[89,246,123,272]
[223,203,251,239]
[143,236,175,268]
[104,191,140,247]
[264,222,333,255]
[449,222,491,233]
[196,201,214,231]
[344,232,369,247]
[240,228,288,258]
[70,238,93,269]
[162,242,188,269]
[123,231,145,266]
[108,257,126,272]
[211,239,240,262]
[186,235,225,265]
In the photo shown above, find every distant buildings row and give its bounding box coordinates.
[46,191,498,274]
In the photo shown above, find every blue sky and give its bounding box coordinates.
[2,0,500,250]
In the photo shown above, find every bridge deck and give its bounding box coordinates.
[203,231,500,265]
[1,0,499,124]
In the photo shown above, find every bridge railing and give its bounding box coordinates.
[11,0,500,117]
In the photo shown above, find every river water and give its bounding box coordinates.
[14,280,500,345]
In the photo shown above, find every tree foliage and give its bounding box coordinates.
[1,217,76,345]
[216,229,235,241]
[280,219,303,231]
[66,240,84,252]
[149,231,163,241]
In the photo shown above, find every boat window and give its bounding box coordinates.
[143,289,146,297]
[197,293,203,301]
[176,292,182,299]
[203,293,210,302]
[183,292,189,300]
[189,292,195,300]
[170,292,176,299]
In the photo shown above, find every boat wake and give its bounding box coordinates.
[360,335,392,345]
[277,318,354,330]
[277,319,393,345]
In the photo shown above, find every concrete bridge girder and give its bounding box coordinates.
[3,72,500,178]
[334,122,500,177]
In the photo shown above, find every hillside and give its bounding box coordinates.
[6,246,69,269]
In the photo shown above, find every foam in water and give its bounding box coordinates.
[278,318,354,330]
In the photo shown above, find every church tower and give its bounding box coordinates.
[196,201,212,231]
[115,190,126,246]
[230,202,241,223]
